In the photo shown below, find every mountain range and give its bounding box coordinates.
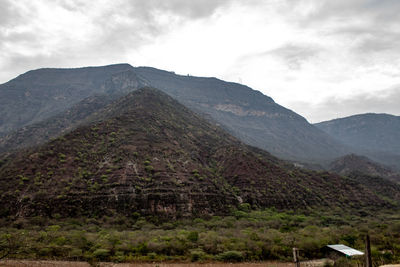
[2,64,398,170]
[1,88,397,218]
[0,64,400,217]
[0,64,349,164]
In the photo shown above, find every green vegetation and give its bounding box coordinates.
[1,208,399,264]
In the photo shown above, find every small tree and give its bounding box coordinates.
[0,233,22,260]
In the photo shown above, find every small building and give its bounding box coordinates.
[323,244,364,259]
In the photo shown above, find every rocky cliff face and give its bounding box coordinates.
[0,88,394,218]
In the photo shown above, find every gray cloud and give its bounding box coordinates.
[126,0,234,19]
[232,0,400,73]
[54,0,91,12]
[0,0,238,82]
[353,31,400,57]
[234,43,322,73]
[295,0,400,56]
[97,0,238,44]
[0,0,24,27]
[267,44,321,70]
[330,27,400,53]
[84,0,239,65]
[297,0,400,26]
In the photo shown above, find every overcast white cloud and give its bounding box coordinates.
[0,0,399,122]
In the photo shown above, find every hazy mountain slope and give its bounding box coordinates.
[0,70,148,154]
[315,113,400,169]
[329,154,400,183]
[0,64,134,135]
[134,67,349,162]
[315,113,400,154]
[0,88,392,218]
[0,94,113,154]
[0,64,349,164]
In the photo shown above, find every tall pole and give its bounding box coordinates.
[365,234,372,267]
[293,248,300,267]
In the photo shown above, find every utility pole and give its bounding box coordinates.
[293,247,300,267]
[365,234,372,267]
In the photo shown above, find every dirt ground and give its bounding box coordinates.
[0,259,334,267]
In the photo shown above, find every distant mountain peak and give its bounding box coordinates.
[315,113,400,169]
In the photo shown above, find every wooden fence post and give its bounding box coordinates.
[293,247,300,267]
[365,234,372,267]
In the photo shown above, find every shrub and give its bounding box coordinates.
[161,222,175,230]
[132,212,140,220]
[239,203,251,212]
[147,252,157,259]
[233,210,248,219]
[217,250,244,262]
[187,231,199,242]
[93,248,110,261]
[69,248,83,259]
[190,249,205,262]
[38,247,52,257]
[145,165,154,173]
[47,225,61,232]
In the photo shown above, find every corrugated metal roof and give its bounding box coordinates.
[327,244,364,256]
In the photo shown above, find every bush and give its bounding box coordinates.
[233,210,248,219]
[239,203,251,212]
[217,250,244,262]
[161,222,175,230]
[132,212,140,220]
[190,249,205,262]
[93,248,110,261]
[147,252,157,259]
[187,231,199,242]
[69,248,83,259]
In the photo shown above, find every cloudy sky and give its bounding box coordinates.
[1,0,399,122]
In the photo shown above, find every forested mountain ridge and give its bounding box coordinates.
[0,88,395,218]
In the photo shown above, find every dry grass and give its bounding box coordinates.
[0,260,296,267]
[0,260,336,267]
[105,263,294,267]
[0,260,90,267]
